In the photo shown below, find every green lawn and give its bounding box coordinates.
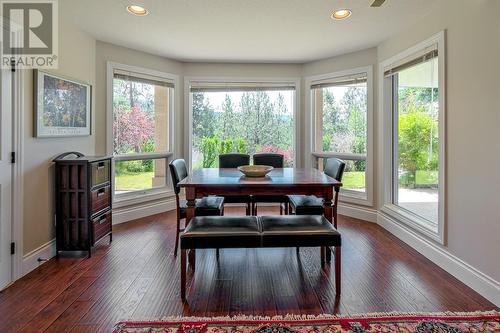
[115,171,154,191]
[115,169,437,191]
[342,171,365,189]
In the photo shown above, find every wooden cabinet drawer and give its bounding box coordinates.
[91,185,111,215]
[91,160,110,187]
[92,211,111,243]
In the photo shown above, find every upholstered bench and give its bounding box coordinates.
[179,215,341,300]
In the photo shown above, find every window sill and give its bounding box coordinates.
[340,192,370,206]
[380,203,443,244]
[114,188,176,209]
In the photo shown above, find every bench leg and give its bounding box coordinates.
[181,249,187,301]
[189,249,196,271]
[216,248,220,260]
[320,246,325,266]
[326,246,332,263]
[335,246,341,295]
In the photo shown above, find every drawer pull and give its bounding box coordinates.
[97,188,106,197]
[97,162,105,170]
[99,215,107,224]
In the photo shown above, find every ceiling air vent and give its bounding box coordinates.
[370,0,386,7]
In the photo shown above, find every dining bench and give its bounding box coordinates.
[179,215,341,301]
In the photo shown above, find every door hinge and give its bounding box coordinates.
[10,152,15,164]
[10,242,15,255]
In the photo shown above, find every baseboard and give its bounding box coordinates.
[338,203,378,223]
[22,239,56,276]
[112,196,177,225]
[377,212,500,307]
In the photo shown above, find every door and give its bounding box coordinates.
[0,64,13,290]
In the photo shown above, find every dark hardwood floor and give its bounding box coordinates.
[0,207,496,333]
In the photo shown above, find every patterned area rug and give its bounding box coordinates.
[113,311,500,333]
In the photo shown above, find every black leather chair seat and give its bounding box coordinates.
[179,196,225,217]
[288,194,324,215]
[181,216,260,249]
[260,215,340,247]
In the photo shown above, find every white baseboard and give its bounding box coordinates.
[112,196,177,225]
[22,239,56,276]
[377,212,500,307]
[338,203,377,223]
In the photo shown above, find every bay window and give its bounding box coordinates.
[381,32,445,242]
[108,63,175,201]
[309,67,373,204]
[188,80,297,169]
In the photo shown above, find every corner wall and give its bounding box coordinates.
[22,2,96,256]
[376,0,500,283]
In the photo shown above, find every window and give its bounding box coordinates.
[381,32,445,241]
[310,68,371,202]
[109,64,175,200]
[189,81,296,168]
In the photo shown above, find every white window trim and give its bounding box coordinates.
[378,31,446,244]
[305,66,374,207]
[184,76,301,170]
[106,61,179,205]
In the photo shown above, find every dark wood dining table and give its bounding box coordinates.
[178,167,342,264]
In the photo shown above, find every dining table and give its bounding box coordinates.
[178,167,342,265]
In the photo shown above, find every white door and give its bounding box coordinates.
[0,64,13,290]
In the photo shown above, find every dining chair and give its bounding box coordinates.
[288,157,346,221]
[169,158,225,256]
[251,153,289,215]
[218,153,252,215]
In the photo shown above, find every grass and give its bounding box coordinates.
[115,171,154,191]
[114,169,438,192]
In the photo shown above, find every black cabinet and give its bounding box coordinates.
[54,152,112,257]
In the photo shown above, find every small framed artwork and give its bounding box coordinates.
[34,70,92,137]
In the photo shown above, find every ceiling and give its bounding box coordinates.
[64,0,443,63]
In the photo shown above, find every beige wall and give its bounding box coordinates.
[20,1,499,290]
[22,3,96,254]
[377,0,500,281]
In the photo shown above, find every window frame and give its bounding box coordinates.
[305,66,374,206]
[106,62,178,205]
[184,76,301,170]
[379,31,446,244]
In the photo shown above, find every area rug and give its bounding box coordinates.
[113,311,500,333]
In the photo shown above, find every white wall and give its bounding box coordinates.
[377,0,500,282]
[22,2,96,255]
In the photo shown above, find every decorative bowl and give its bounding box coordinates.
[237,165,274,177]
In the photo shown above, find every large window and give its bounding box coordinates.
[189,81,296,168]
[110,65,174,199]
[382,32,445,241]
[310,69,371,201]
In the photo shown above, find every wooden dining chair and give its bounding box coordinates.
[288,157,346,226]
[218,153,252,215]
[251,153,289,215]
[169,159,225,256]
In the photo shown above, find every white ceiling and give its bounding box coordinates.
[64,0,443,63]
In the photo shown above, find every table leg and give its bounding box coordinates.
[185,189,196,270]
[323,189,334,263]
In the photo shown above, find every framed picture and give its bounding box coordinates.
[34,70,92,137]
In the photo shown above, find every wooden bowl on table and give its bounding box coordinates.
[237,165,274,177]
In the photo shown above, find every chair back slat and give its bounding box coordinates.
[169,159,188,194]
[219,153,250,168]
[324,158,346,182]
[253,153,284,168]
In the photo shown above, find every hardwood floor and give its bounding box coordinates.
[0,207,496,333]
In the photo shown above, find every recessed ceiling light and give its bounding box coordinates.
[331,9,352,20]
[127,4,148,16]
